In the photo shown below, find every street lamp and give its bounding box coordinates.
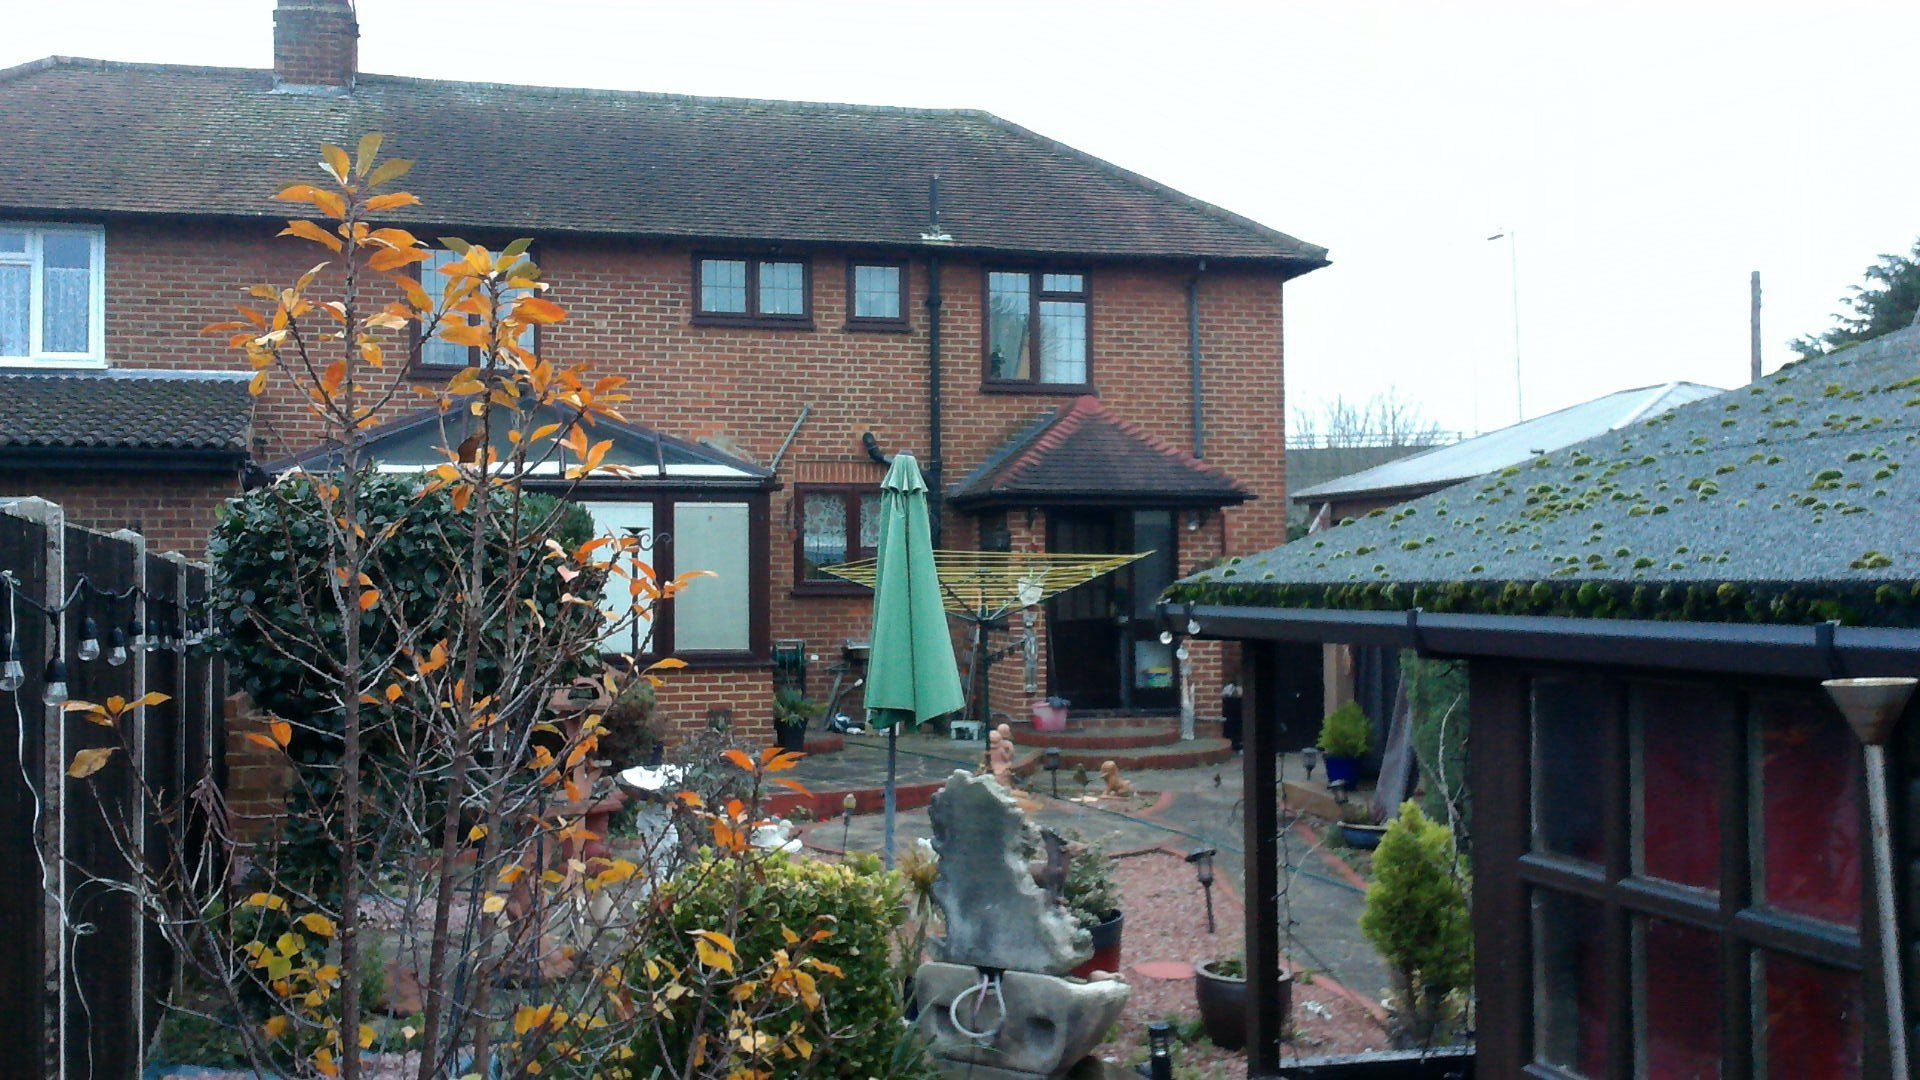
[1185,846,1218,933]
[1488,229,1523,425]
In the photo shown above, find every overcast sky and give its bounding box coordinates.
[9,1,1920,437]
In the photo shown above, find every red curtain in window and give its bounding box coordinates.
[1762,953,1863,1078]
[1640,918,1722,1077]
[1757,700,1862,925]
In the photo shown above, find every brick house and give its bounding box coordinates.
[0,0,1326,744]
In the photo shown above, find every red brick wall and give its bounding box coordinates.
[77,221,1290,755]
[0,469,236,557]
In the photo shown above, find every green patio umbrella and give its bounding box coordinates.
[863,453,964,865]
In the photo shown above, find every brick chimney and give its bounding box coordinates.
[273,0,358,91]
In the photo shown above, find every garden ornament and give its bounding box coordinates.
[1099,760,1133,798]
[988,722,1017,790]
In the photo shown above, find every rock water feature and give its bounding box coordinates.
[917,771,1130,1079]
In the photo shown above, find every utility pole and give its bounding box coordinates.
[1750,270,1763,384]
[1488,230,1523,422]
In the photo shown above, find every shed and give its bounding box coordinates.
[1166,326,1920,1077]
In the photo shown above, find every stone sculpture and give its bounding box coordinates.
[918,771,1129,1079]
[1098,760,1133,798]
[988,721,1017,789]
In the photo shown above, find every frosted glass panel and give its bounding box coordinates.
[41,232,92,354]
[583,502,655,653]
[700,259,747,313]
[757,261,804,315]
[674,502,751,652]
[0,263,25,356]
[852,264,901,319]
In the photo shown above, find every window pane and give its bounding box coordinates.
[852,264,901,320]
[41,232,92,354]
[674,503,751,652]
[1040,273,1083,293]
[857,493,882,551]
[1532,676,1607,862]
[418,250,468,368]
[757,261,804,315]
[0,263,25,357]
[699,259,748,314]
[0,230,24,254]
[986,272,1030,380]
[801,493,848,581]
[1752,694,1861,926]
[584,502,655,653]
[1632,683,1723,892]
[1534,890,1608,1078]
[1635,918,1721,1078]
[1037,299,1087,384]
[1756,953,1862,1079]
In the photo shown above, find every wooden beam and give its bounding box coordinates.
[1242,640,1285,1075]
[1468,661,1530,1076]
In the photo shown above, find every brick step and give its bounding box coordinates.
[1045,737,1236,772]
[1012,723,1183,751]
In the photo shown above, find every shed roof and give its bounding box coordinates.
[1169,325,1920,627]
[0,57,1327,268]
[1292,382,1723,504]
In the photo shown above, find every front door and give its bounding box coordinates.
[1046,509,1180,711]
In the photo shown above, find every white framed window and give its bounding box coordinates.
[0,223,106,365]
[415,247,535,370]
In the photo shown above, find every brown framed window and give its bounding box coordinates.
[795,486,880,592]
[1517,674,1871,1079]
[846,261,909,331]
[578,494,771,664]
[984,269,1090,389]
[693,254,811,327]
[412,247,536,372]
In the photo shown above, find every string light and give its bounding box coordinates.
[76,617,100,662]
[107,626,128,667]
[41,658,67,706]
[144,617,164,654]
[0,633,23,692]
[0,572,217,696]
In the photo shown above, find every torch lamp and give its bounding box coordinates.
[1043,747,1062,798]
[1822,676,1915,1080]
[1186,846,1218,933]
[841,793,858,853]
[1145,1020,1174,1080]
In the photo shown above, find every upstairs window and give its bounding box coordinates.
[985,269,1089,388]
[0,224,104,363]
[414,247,535,371]
[695,255,811,327]
[795,486,881,590]
[847,261,908,330]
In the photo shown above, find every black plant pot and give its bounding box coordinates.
[1069,910,1124,979]
[774,721,807,754]
[1196,959,1290,1052]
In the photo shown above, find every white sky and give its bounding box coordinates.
[9,0,1920,437]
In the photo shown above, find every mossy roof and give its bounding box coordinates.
[1169,325,1920,628]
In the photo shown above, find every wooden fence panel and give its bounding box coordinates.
[0,509,50,1072]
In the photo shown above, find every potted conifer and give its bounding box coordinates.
[1317,700,1371,787]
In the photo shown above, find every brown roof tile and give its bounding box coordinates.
[0,57,1329,267]
[0,370,252,459]
[948,396,1251,508]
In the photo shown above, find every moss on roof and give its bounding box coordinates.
[1169,325,1920,628]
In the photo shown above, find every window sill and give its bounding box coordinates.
[980,381,1094,396]
[792,584,873,599]
[843,319,912,335]
[0,358,110,371]
[691,315,816,332]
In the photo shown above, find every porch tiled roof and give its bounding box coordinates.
[0,370,252,459]
[947,396,1250,509]
[0,57,1329,268]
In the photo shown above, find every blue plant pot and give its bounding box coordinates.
[1324,754,1360,787]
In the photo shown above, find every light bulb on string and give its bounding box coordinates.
[77,617,100,662]
[1159,629,1174,645]
[0,633,24,692]
[144,617,164,654]
[107,626,128,667]
[42,658,68,706]
[1186,619,1201,636]
[129,616,148,653]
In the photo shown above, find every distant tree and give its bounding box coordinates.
[1792,240,1920,359]
[1288,389,1447,450]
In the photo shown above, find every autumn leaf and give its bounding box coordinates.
[367,157,414,188]
[319,143,351,184]
[512,296,567,325]
[270,720,292,747]
[482,894,507,915]
[722,749,755,774]
[692,930,737,974]
[365,191,421,213]
[297,913,336,938]
[359,589,380,611]
[354,133,383,177]
[261,1014,289,1039]
[279,219,342,253]
[68,747,115,778]
[243,891,288,911]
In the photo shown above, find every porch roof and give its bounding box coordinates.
[0,368,252,470]
[946,396,1250,510]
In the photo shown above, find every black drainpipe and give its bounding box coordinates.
[1188,258,1207,458]
[926,253,945,546]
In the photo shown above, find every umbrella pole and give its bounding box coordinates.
[884,723,898,869]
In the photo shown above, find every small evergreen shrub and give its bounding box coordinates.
[1061,837,1121,929]
[1358,801,1471,1041]
[627,853,932,1078]
[1317,700,1371,759]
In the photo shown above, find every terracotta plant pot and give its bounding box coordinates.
[1195,959,1291,1052]
[1068,910,1124,979]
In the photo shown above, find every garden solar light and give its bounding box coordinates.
[76,617,99,662]
[841,793,857,851]
[106,625,128,667]
[1043,747,1062,797]
[0,633,23,692]
[1823,676,1915,1080]
[1186,846,1218,932]
[42,657,68,707]
[1302,746,1320,780]
[1145,1020,1175,1080]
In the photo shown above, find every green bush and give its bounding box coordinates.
[1401,653,1469,837]
[1317,700,1371,759]
[598,678,661,768]
[1062,837,1121,929]
[629,853,932,1078]
[1358,802,1471,1041]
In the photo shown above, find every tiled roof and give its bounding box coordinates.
[0,57,1329,267]
[1170,325,1920,627]
[1292,382,1724,504]
[0,370,252,457]
[948,396,1250,508]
